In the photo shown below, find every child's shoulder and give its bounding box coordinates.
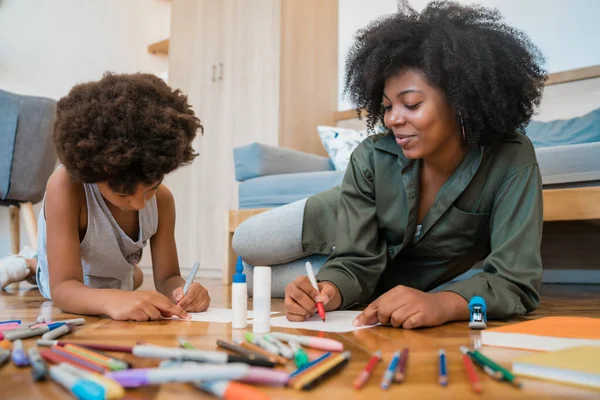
[154,183,175,212]
[45,167,85,207]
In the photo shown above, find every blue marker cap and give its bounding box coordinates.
[72,380,106,400]
[47,322,65,331]
[232,256,246,283]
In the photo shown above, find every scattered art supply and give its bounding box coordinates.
[266,311,378,333]
[511,345,600,389]
[132,345,274,367]
[305,261,326,322]
[216,340,271,363]
[59,363,125,400]
[12,339,30,367]
[63,344,129,371]
[262,334,293,359]
[195,379,270,400]
[4,322,65,341]
[106,364,250,387]
[179,338,195,349]
[48,364,106,400]
[289,352,332,378]
[36,316,47,324]
[468,296,487,329]
[245,332,280,355]
[381,351,400,390]
[50,346,109,373]
[270,332,344,352]
[183,261,201,296]
[289,341,309,368]
[439,349,448,387]
[290,351,351,390]
[232,256,248,329]
[37,340,133,353]
[40,349,101,374]
[460,347,482,393]
[0,340,11,350]
[354,350,382,390]
[468,349,521,387]
[0,349,10,368]
[480,316,600,351]
[393,348,409,383]
[252,266,272,334]
[173,308,278,323]
[29,347,49,381]
[41,323,75,340]
[0,320,21,325]
[233,339,288,365]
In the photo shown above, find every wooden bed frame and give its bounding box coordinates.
[223,65,600,284]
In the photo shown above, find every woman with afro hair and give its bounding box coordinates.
[0,73,211,320]
[233,1,547,329]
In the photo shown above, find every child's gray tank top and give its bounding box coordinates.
[36,182,158,299]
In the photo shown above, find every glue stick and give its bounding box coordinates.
[232,256,248,329]
[252,266,271,333]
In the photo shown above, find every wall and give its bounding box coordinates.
[0,0,170,258]
[338,0,600,110]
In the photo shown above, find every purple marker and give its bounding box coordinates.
[106,364,250,387]
[12,339,30,367]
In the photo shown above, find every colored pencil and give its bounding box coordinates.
[460,347,482,393]
[63,344,129,370]
[41,349,104,374]
[51,346,109,373]
[439,349,448,387]
[289,352,332,378]
[290,351,350,390]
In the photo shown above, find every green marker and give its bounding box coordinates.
[469,349,522,387]
[178,338,195,349]
[289,340,309,368]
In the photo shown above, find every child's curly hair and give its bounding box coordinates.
[54,72,202,194]
[344,0,547,146]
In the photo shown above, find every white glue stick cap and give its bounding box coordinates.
[252,266,271,333]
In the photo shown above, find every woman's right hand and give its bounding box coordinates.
[284,276,342,321]
[103,290,189,321]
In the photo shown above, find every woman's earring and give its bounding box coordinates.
[460,115,466,141]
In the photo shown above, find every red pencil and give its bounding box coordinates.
[353,350,382,390]
[461,347,482,393]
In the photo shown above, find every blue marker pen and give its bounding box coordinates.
[0,320,21,325]
[439,349,448,386]
[12,339,30,367]
[381,351,400,389]
[49,365,105,400]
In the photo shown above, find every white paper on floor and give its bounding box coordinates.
[255,310,380,333]
[174,308,280,323]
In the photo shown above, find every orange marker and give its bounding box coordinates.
[196,380,269,400]
[305,262,326,321]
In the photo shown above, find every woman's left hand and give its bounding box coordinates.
[353,285,466,329]
[172,283,211,312]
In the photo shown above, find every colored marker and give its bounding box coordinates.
[439,349,448,387]
[469,349,521,387]
[216,339,271,362]
[381,351,400,389]
[30,318,85,329]
[262,334,293,359]
[291,351,350,390]
[183,261,200,295]
[40,349,102,374]
[29,347,49,381]
[195,380,270,400]
[49,365,105,400]
[0,349,10,368]
[354,350,382,390]
[4,322,65,341]
[37,340,133,353]
[132,345,274,367]
[12,339,29,367]
[244,332,280,355]
[41,323,75,340]
[270,332,344,352]
[233,339,288,365]
[393,347,409,383]
[289,352,332,378]
[0,320,20,325]
[0,340,11,350]
[0,323,21,332]
[289,340,309,368]
[305,261,326,321]
[460,347,482,393]
[179,337,195,349]
[59,363,125,400]
[106,364,250,387]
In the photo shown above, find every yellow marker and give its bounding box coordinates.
[290,351,351,390]
[58,362,125,399]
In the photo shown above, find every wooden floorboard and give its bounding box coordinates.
[1,278,599,399]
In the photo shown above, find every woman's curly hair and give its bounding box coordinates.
[344,0,547,146]
[54,72,202,194]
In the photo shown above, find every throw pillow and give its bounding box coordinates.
[317,125,385,171]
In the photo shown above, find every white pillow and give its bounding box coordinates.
[317,125,384,171]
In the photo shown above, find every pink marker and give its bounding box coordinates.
[0,323,21,332]
[270,332,344,352]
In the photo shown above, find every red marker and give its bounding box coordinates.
[305,262,326,321]
[353,350,382,390]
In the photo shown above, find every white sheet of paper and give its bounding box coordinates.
[182,308,279,323]
[264,310,379,333]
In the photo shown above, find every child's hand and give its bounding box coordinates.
[104,290,189,321]
[284,276,341,321]
[352,286,465,329]
[173,283,210,312]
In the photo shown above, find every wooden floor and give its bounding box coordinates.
[1,278,599,399]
